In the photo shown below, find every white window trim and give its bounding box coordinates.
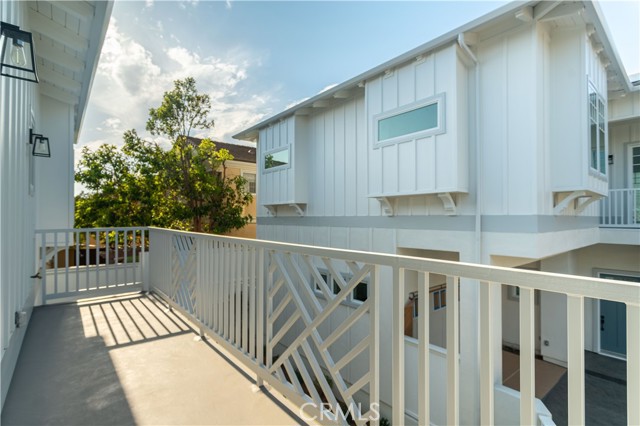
[372,93,446,149]
[242,171,257,194]
[262,146,291,173]
[587,81,607,177]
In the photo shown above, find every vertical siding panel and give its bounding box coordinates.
[324,110,335,215]
[315,113,325,216]
[368,78,383,200]
[345,100,357,216]
[382,144,399,194]
[398,64,415,106]
[398,141,415,193]
[334,105,346,216]
[356,97,369,216]
[382,71,399,112]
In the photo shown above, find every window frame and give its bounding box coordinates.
[262,146,291,173]
[242,171,256,194]
[312,269,369,307]
[588,82,607,176]
[373,93,446,149]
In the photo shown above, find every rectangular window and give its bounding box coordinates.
[264,148,289,171]
[243,172,256,193]
[374,94,445,146]
[313,270,368,304]
[588,83,606,174]
[433,288,446,311]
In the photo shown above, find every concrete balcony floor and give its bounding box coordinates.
[2,293,305,426]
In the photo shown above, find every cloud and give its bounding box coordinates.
[83,18,275,149]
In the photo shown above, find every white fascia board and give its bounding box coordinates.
[74,0,114,143]
[583,1,636,94]
[233,0,536,141]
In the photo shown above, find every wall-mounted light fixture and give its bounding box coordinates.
[0,21,38,83]
[30,129,51,157]
[608,154,614,165]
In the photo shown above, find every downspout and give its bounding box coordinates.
[458,32,483,425]
[457,34,481,265]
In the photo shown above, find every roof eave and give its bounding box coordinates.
[233,1,535,141]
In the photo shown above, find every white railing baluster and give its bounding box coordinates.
[567,295,585,425]
[249,246,256,359]
[85,230,89,291]
[370,264,380,426]
[628,303,640,426]
[392,266,405,426]
[242,244,249,353]
[64,231,69,294]
[256,247,265,385]
[53,232,59,295]
[95,231,100,289]
[235,243,241,347]
[418,271,430,426]
[519,287,536,426]
[75,231,80,294]
[480,281,495,426]
[40,232,47,303]
[447,275,459,426]
[601,189,640,227]
[106,232,110,288]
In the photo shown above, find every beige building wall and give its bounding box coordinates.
[221,159,257,239]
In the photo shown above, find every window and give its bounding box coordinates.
[264,148,289,171]
[589,83,606,174]
[433,288,446,311]
[243,172,256,193]
[374,94,445,146]
[313,270,368,305]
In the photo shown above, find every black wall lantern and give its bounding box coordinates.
[1,22,38,83]
[30,129,51,158]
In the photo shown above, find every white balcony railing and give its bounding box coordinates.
[35,227,149,304]
[32,227,640,425]
[600,188,640,227]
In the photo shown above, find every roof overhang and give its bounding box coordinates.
[28,1,114,143]
[234,0,637,142]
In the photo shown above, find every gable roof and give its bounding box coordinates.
[187,137,256,164]
[234,0,636,142]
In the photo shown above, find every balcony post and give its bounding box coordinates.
[519,287,536,425]
[567,295,585,425]
[392,266,405,426]
[628,303,640,426]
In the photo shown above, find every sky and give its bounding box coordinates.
[77,0,640,159]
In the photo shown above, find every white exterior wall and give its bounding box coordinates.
[36,95,75,229]
[478,24,542,215]
[608,93,640,191]
[367,44,468,199]
[258,115,309,207]
[539,244,640,365]
[0,1,40,408]
[549,27,608,197]
[251,11,635,425]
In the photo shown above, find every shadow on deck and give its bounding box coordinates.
[2,293,305,426]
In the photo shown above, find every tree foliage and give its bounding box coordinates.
[75,78,253,234]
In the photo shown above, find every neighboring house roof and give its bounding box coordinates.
[187,137,256,164]
[28,1,114,143]
[234,0,636,141]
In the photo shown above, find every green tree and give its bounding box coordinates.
[75,78,253,234]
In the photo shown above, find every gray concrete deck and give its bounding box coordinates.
[2,293,305,426]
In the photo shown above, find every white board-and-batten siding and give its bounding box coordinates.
[367,44,468,198]
[0,1,39,408]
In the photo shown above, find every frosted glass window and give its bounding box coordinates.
[264,148,289,170]
[378,103,438,141]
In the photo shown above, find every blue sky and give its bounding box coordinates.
[78,0,640,155]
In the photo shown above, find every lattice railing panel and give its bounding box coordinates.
[266,250,377,425]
